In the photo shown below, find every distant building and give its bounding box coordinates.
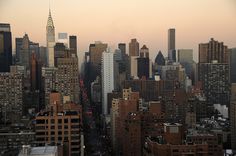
[129,38,139,56]
[199,38,228,64]
[155,51,165,66]
[46,9,56,67]
[57,56,80,104]
[0,23,12,72]
[178,49,194,78]
[130,56,138,78]
[39,46,47,67]
[168,28,176,62]
[89,41,108,81]
[118,43,126,58]
[54,42,66,67]
[101,50,114,115]
[230,48,236,83]
[58,32,68,47]
[42,67,58,107]
[69,36,77,57]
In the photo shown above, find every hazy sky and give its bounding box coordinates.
[0,0,236,61]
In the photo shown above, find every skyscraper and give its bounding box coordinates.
[199,61,230,106]
[0,23,12,72]
[230,48,236,83]
[168,28,176,62]
[230,83,236,150]
[129,39,139,56]
[0,67,23,122]
[118,43,126,58]
[101,50,114,115]
[178,49,193,77]
[46,9,55,67]
[199,38,228,63]
[89,41,108,81]
[69,36,77,57]
[58,32,68,47]
[19,34,30,70]
[57,56,80,104]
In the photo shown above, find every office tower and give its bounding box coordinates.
[54,42,66,66]
[140,45,149,58]
[199,61,230,106]
[0,67,23,122]
[0,23,12,72]
[129,38,139,56]
[89,41,108,81]
[19,34,30,70]
[69,36,77,56]
[35,92,81,156]
[46,9,55,67]
[178,49,193,63]
[130,56,138,78]
[178,49,193,77]
[118,43,126,58]
[155,51,165,66]
[57,56,80,104]
[30,53,42,91]
[58,32,68,47]
[16,34,39,66]
[230,83,236,150]
[199,38,228,63]
[15,38,23,62]
[39,46,47,67]
[230,48,236,83]
[101,50,114,115]
[137,57,149,79]
[168,28,176,62]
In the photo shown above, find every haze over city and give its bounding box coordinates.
[1,0,236,61]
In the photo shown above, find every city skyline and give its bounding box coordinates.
[1,0,236,61]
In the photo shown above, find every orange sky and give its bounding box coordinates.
[0,0,236,61]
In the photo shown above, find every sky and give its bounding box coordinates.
[0,0,236,62]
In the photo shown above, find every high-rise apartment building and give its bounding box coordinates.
[101,50,114,115]
[199,38,228,64]
[0,67,23,122]
[129,39,139,56]
[168,28,176,62]
[35,92,81,156]
[199,61,230,106]
[57,56,80,104]
[46,9,55,67]
[0,23,12,72]
[42,67,58,107]
[69,36,77,57]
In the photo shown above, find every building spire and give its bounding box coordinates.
[47,1,54,28]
